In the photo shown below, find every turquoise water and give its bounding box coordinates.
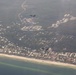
[0,57,76,75]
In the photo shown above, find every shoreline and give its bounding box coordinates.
[0,54,76,69]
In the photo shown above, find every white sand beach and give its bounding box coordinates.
[0,54,76,69]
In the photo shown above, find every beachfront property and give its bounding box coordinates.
[0,46,76,65]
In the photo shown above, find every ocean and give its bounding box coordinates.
[0,57,76,75]
[0,0,76,75]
